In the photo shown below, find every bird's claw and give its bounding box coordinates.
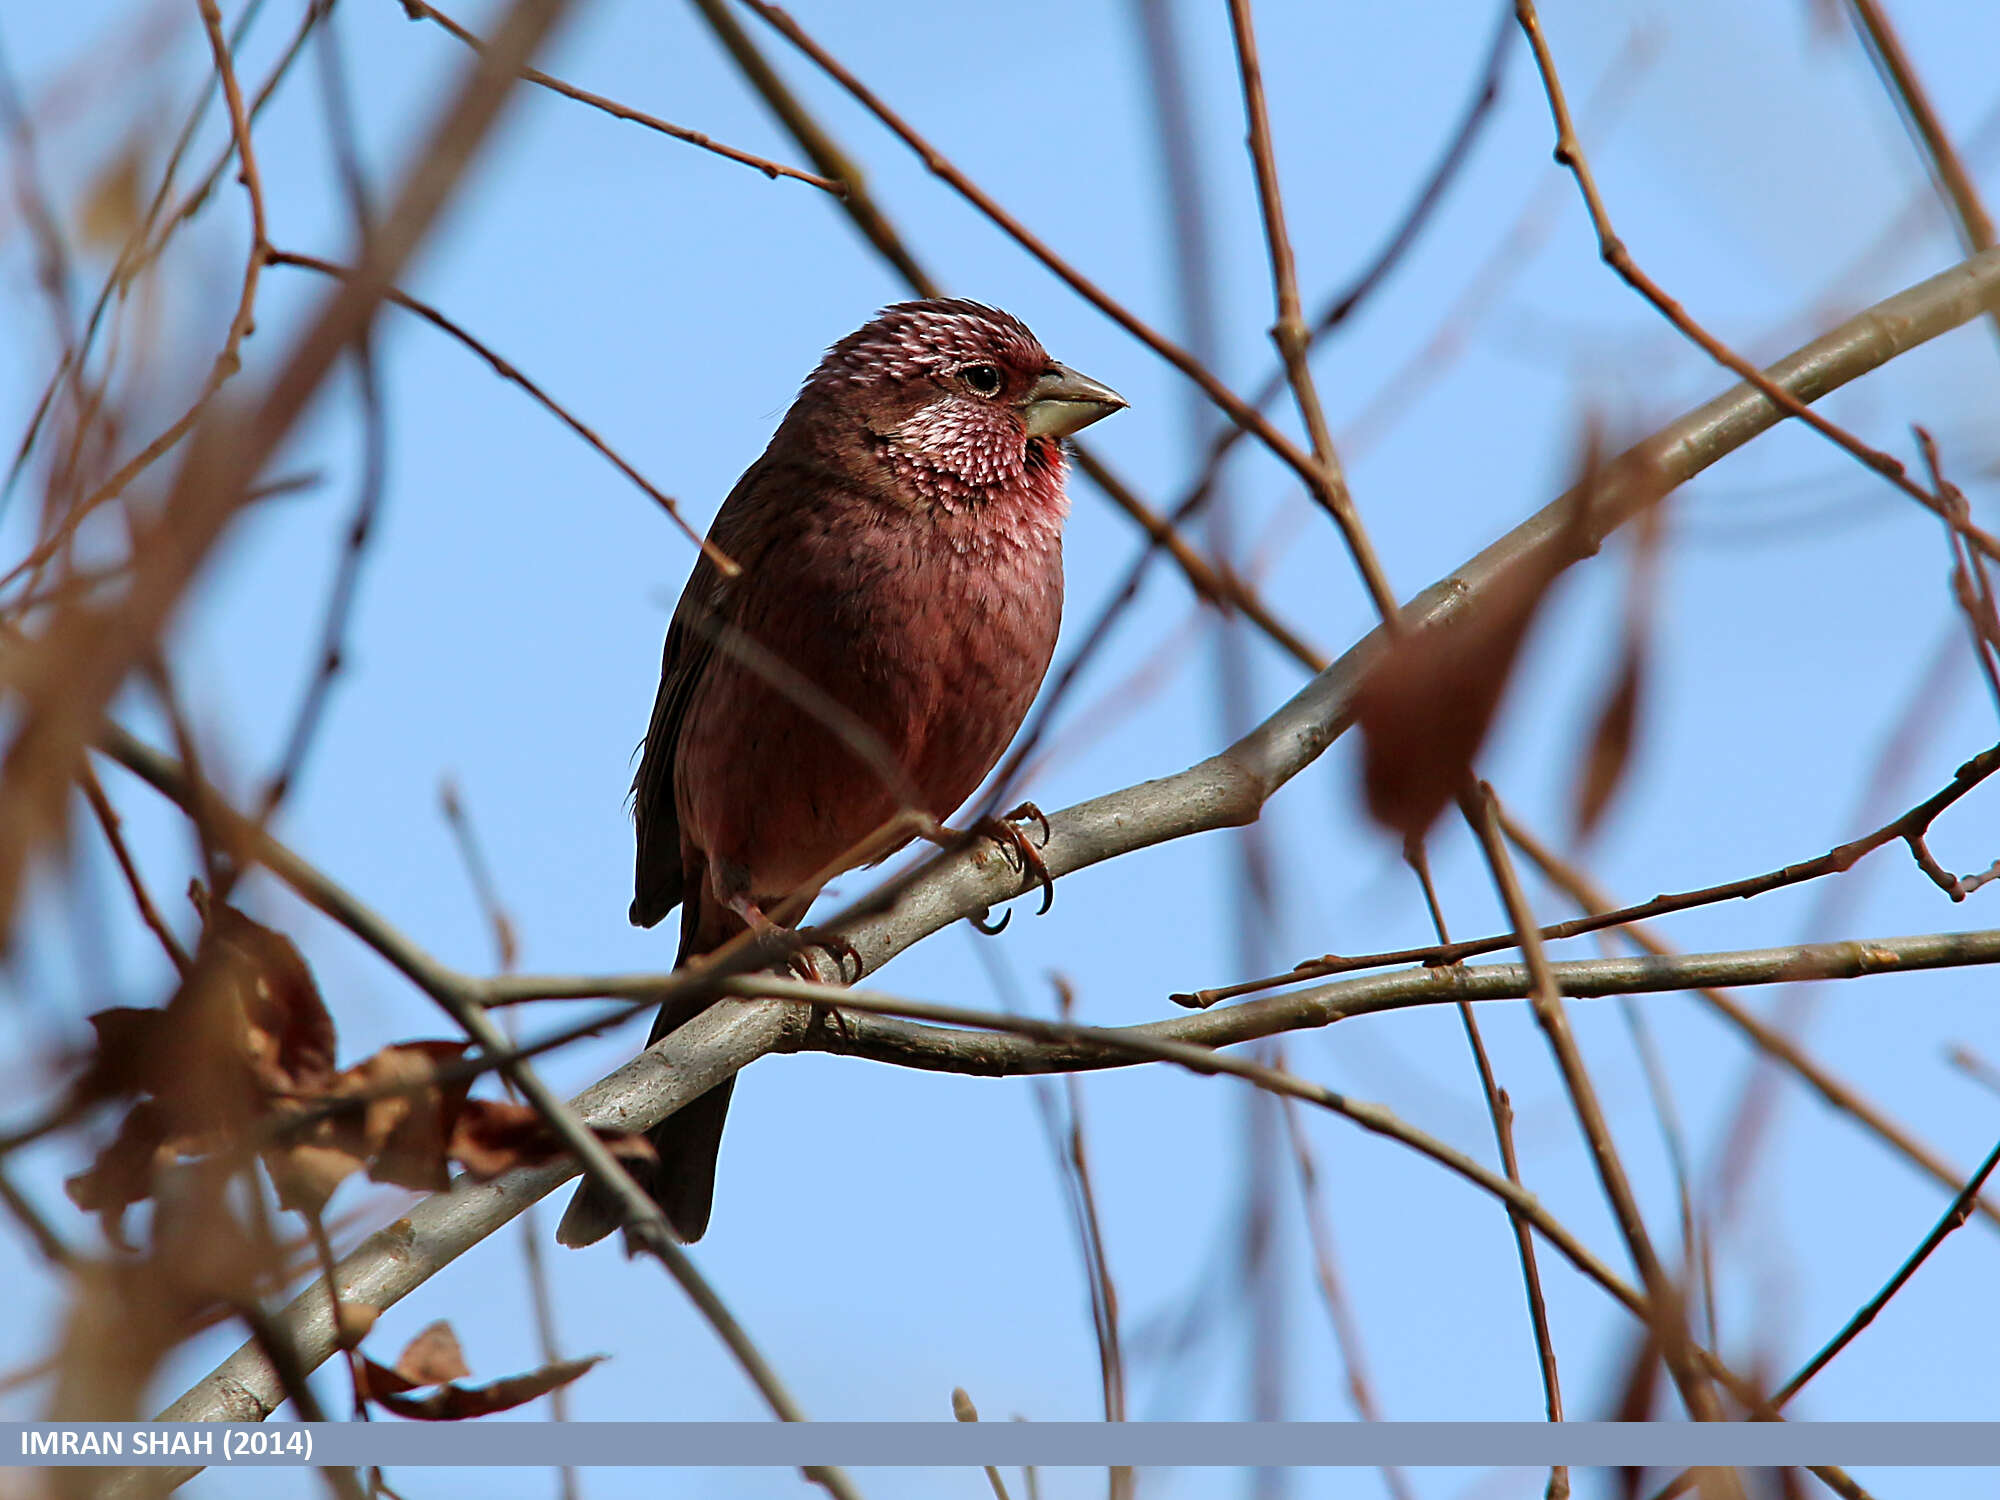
[793,926,862,984]
[778,929,857,1040]
[970,905,1011,936]
[1006,800,1051,847]
[973,802,1055,917]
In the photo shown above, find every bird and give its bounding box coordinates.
[557,298,1126,1247]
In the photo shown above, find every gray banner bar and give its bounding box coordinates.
[7,1422,1999,1468]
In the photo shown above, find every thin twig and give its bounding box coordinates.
[253,14,389,830]
[6,0,273,584]
[264,249,729,572]
[728,974,1780,1418]
[1049,982,1128,1500]
[950,1389,1014,1500]
[1842,0,1994,254]
[1225,0,1397,621]
[993,2,1524,811]
[1,0,306,522]
[1647,1137,2000,1500]
[1514,0,2000,564]
[78,763,190,973]
[1274,1086,1418,1500]
[401,0,839,191]
[685,0,1321,688]
[1917,429,2000,714]
[1780,1132,2000,1403]
[1462,786,1727,1430]
[1497,803,2000,1235]
[739,2,1402,587]
[0,1164,74,1268]
[0,0,580,943]
[1404,839,1561,1488]
[1187,740,2000,1007]
[438,776,571,1485]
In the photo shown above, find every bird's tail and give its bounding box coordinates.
[555,903,737,1248]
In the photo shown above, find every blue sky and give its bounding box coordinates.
[3,1,2000,1497]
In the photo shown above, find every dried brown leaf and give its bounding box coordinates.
[54,1165,271,1424]
[77,1007,168,1101]
[51,1261,187,1423]
[340,1040,473,1192]
[1573,634,1645,840]
[446,1097,657,1179]
[365,1354,605,1421]
[63,1100,170,1250]
[75,901,337,1141]
[149,1159,273,1306]
[205,904,338,1094]
[263,1139,367,1219]
[394,1320,470,1387]
[1356,550,1562,840]
[334,1302,381,1351]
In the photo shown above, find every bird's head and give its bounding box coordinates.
[796,298,1126,512]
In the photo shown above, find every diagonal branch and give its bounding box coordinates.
[1514,0,2000,563]
[1497,806,2000,1235]
[1462,787,1726,1426]
[400,0,841,193]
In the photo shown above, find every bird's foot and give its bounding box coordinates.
[970,801,1055,921]
[793,927,861,985]
[724,896,855,1032]
[725,893,777,935]
[788,932,855,1041]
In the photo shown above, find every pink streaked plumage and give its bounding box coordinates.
[557,299,1125,1247]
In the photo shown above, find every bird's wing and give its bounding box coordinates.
[628,454,781,928]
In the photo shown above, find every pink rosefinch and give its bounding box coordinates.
[558,299,1125,1246]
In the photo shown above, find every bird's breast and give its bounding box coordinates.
[675,493,1064,902]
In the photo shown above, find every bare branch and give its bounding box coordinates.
[1514,0,2000,563]
[1190,739,2000,1008]
[400,0,841,193]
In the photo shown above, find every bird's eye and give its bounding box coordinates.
[961,364,1002,396]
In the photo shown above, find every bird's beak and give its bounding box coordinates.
[1020,364,1128,439]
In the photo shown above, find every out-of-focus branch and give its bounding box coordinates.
[0,0,576,949]
[1404,841,1562,1487]
[1,0,309,522]
[78,765,189,974]
[1462,788,1727,1428]
[1842,0,1994,255]
[1514,0,2000,563]
[0,0,281,595]
[1275,1086,1418,1500]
